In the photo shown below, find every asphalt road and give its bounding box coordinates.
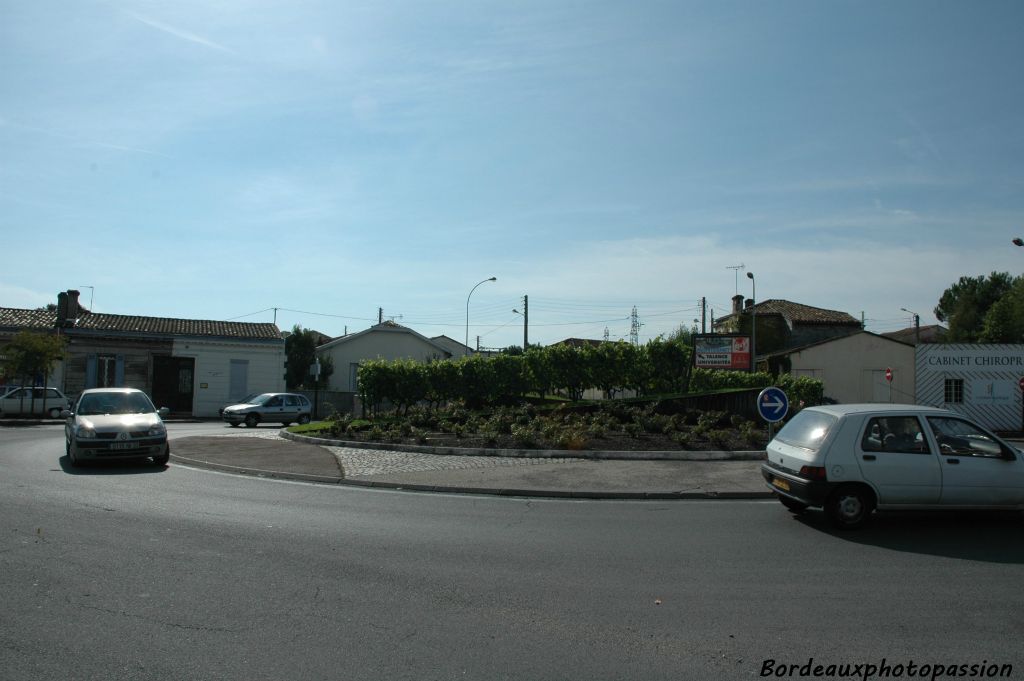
[2,423,1023,681]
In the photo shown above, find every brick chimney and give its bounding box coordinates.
[67,289,81,320]
[745,298,754,310]
[731,294,744,314]
[57,292,68,327]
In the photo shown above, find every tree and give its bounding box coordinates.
[3,330,66,413]
[979,277,1024,343]
[934,272,1015,342]
[284,325,333,389]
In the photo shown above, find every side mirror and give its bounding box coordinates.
[60,409,72,419]
[158,407,170,418]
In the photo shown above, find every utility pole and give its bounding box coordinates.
[378,307,383,324]
[701,297,707,333]
[522,295,528,349]
[629,306,640,346]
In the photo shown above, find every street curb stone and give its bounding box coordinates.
[281,430,767,462]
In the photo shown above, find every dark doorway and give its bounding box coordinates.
[152,356,195,415]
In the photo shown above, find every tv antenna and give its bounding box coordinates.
[726,264,745,295]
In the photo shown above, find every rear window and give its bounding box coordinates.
[773,410,838,450]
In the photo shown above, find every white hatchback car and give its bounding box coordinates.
[762,403,1024,529]
[0,386,71,418]
[64,388,170,467]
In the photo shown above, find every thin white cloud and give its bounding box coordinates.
[129,12,235,54]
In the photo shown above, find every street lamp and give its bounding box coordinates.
[465,277,497,356]
[901,307,921,345]
[1013,238,1023,247]
[746,271,756,372]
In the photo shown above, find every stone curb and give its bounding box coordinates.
[280,430,767,462]
[169,451,774,500]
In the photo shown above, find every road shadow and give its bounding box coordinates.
[58,454,167,476]
[792,509,1024,564]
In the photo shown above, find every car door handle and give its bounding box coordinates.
[862,455,876,461]
[946,458,960,465]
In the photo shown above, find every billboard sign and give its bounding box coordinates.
[694,334,751,371]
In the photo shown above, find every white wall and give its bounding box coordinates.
[916,344,1024,431]
[173,338,285,417]
[786,332,916,404]
[320,329,448,392]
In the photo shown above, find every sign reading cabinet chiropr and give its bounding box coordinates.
[694,334,751,370]
[916,343,1024,431]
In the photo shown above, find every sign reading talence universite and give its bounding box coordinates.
[693,334,751,371]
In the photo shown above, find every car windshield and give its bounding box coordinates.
[77,392,156,416]
[773,410,838,451]
[246,394,275,405]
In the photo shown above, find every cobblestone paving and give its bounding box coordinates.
[210,428,582,478]
[323,446,583,478]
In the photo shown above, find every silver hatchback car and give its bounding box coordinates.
[64,388,170,467]
[221,392,312,428]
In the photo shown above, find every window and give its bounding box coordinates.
[284,395,299,407]
[97,355,117,388]
[861,416,928,454]
[927,417,1008,458]
[944,378,964,404]
[774,410,838,451]
[264,396,283,407]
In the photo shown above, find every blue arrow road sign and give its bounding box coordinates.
[757,387,789,423]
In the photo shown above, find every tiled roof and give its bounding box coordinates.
[0,307,281,340]
[0,308,57,329]
[73,313,282,340]
[719,299,861,326]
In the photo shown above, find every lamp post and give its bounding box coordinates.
[466,277,497,356]
[901,307,921,345]
[1013,238,1023,247]
[746,271,756,372]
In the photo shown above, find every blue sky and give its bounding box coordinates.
[3,1,1023,348]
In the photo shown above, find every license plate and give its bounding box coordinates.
[110,442,139,450]
[771,477,791,492]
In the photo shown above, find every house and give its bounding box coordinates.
[430,335,474,358]
[317,321,453,393]
[881,324,948,345]
[0,290,285,417]
[713,297,863,363]
[758,331,916,404]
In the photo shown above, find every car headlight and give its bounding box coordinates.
[149,423,166,437]
[77,427,96,439]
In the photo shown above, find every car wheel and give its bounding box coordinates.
[826,485,875,530]
[244,413,259,428]
[48,407,62,419]
[228,422,240,428]
[298,414,311,425]
[68,443,82,467]
[778,495,808,514]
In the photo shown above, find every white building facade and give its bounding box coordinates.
[915,344,1024,431]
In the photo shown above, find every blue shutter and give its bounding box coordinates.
[115,355,125,386]
[85,355,97,389]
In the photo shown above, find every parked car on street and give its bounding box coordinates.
[218,393,260,417]
[0,386,71,418]
[221,392,312,428]
[762,403,1024,529]
[63,388,170,467]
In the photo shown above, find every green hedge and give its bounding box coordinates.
[357,340,823,414]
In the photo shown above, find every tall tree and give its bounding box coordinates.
[284,325,333,389]
[934,272,1014,342]
[979,277,1024,343]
